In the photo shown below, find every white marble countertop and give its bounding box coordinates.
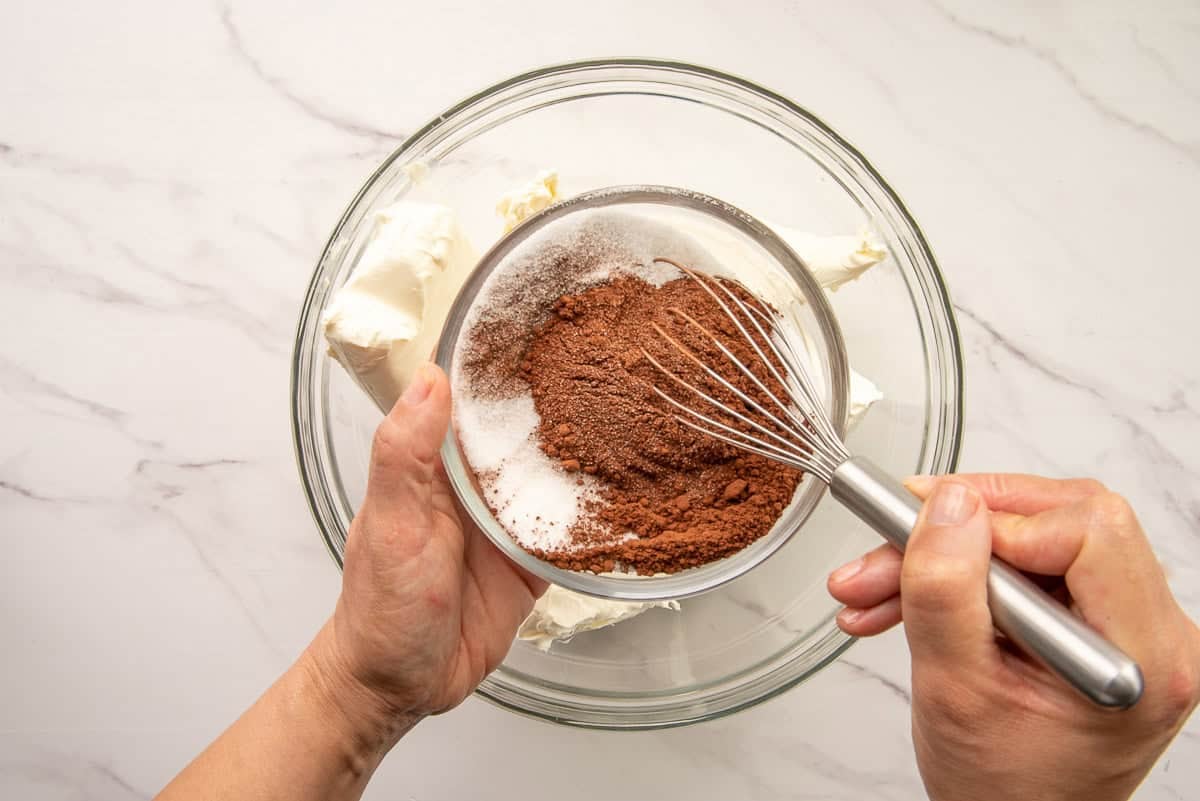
[3,1,1198,798]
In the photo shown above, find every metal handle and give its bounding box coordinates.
[830,457,1144,709]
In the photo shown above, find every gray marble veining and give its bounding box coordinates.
[1,1,1197,799]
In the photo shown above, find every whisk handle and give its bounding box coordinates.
[830,457,1144,710]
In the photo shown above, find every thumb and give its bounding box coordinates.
[901,478,995,669]
[363,363,452,522]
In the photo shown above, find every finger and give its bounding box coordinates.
[901,478,995,668]
[453,493,548,600]
[837,595,902,637]
[988,492,1175,652]
[364,363,452,524]
[827,543,902,609]
[905,473,1105,516]
[463,521,545,621]
[460,523,551,676]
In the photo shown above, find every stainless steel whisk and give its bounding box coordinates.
[642,260,1143,709]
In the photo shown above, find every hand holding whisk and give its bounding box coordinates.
[641,260,1143,710]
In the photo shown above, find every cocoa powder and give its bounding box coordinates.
[516,270,803,574]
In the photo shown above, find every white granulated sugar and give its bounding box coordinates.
[453,391,539,473]
[457,209,726,342]
[454,391,597,551]
[485,441,598,551]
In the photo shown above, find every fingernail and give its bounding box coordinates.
[926,481,979,526]
[830,557,866,584]
[904,475,936,496]
[402,363,436,405]
[838,608,863,626]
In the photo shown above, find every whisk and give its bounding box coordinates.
[642,260,1143,710]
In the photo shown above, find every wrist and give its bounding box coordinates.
[301,619,422,768]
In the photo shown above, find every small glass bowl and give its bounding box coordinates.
[436,184,849,601]
[292,60,963,729]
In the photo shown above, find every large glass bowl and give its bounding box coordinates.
[292,59,963,729]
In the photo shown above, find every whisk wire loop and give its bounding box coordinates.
[639,347,840,480]
[703,273,846,457]
[645,260,849,476]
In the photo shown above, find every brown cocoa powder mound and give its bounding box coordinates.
[520,272,803,575]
